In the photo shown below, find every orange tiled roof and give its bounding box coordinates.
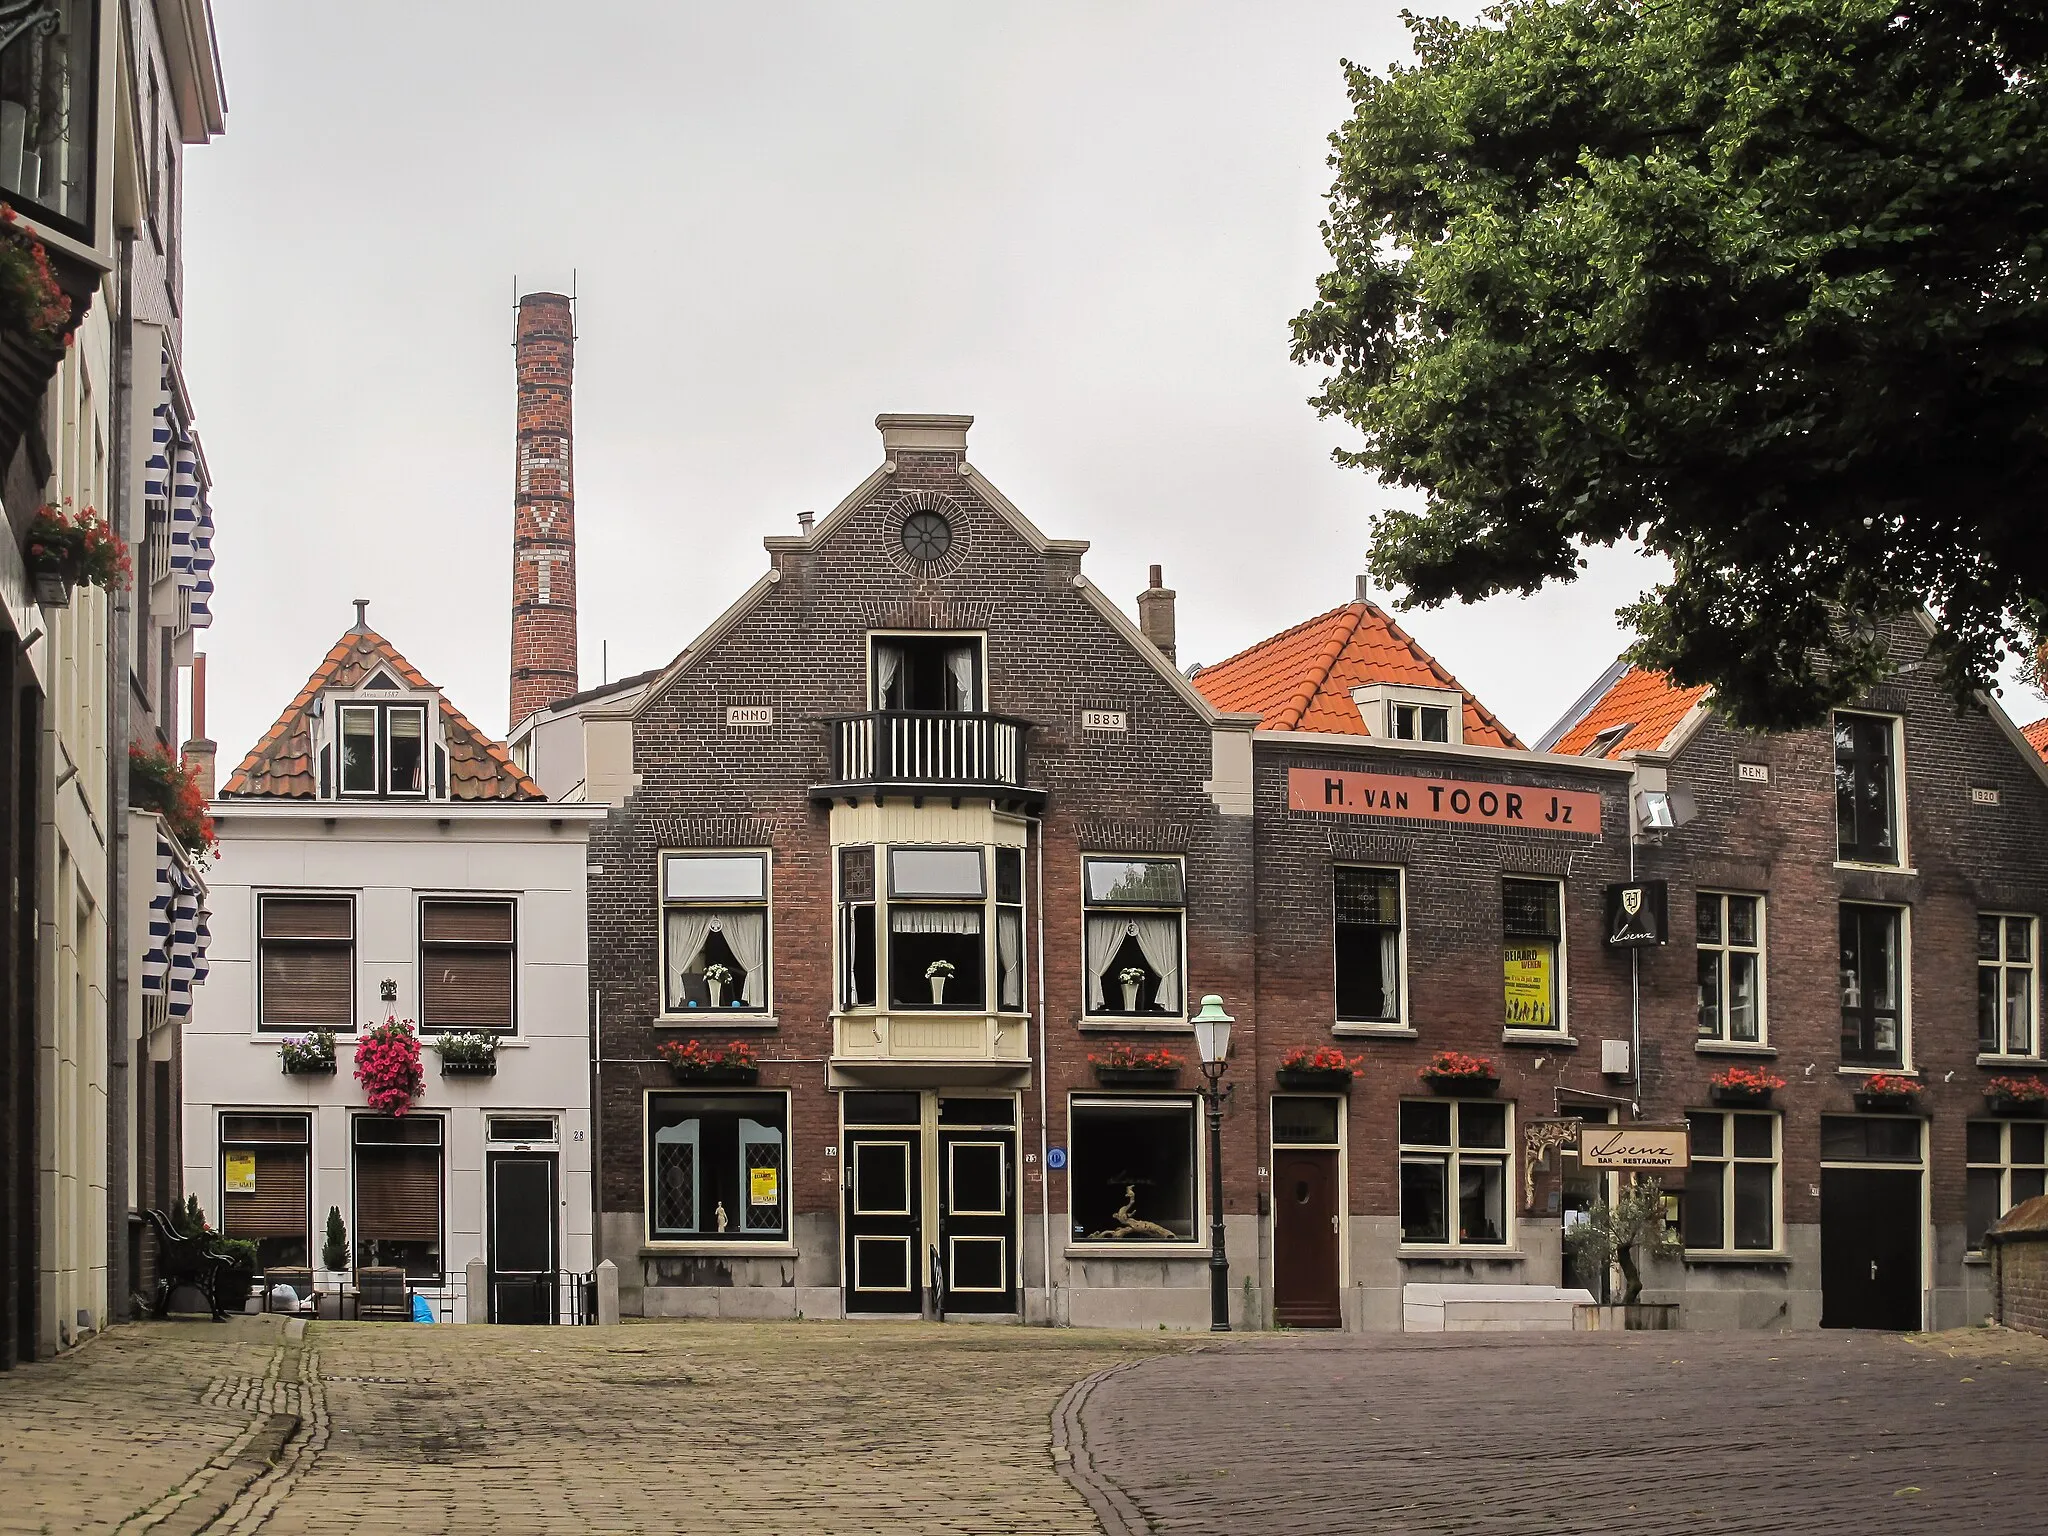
[222,627,543,801]
[2025,718,2048,760]
[1189,600,1523,749]
[1549,665,1711,758]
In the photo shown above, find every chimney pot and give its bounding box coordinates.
[797,510,815,535]
[1137,565,1177,664]
[352,599,369,632]
[1355,574,1371,602]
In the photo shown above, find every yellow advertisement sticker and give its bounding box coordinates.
[749,1165,779,1206]
[1503,945,1554,1028]
[224,1150,256,1195]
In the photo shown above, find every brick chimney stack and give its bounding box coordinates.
[181,651,217,801]
[1137,564,1176,663]
[509,291,579,730]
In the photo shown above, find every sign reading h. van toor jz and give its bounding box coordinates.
[1288,768,1603,834]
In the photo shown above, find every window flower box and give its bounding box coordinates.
[1985,1076,2047,1118]
[1853,1073,1925,1114]
[279,1031,338,1076]
[659,1038,759,1085]
[1708,1065,1785,1107]
[1278,1046,1364,1092]
[1088,1043,1183,1088]
[27,502,130,610]
[433,1032,499,1078]
[1418,1049,1497,1097]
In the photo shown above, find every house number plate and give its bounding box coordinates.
[1081,710,1127,733]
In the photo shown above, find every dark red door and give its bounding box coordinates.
[1273,1148,1341,1327]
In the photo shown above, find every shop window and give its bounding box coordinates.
[258,896,353,1031]
[1082,856,1184,1019]
[1398,1099,1510,1247]
[335,702,428,799]
[1834,712,1900,865]
[647,1093,787,1241]
[839,846,877,1008]
[219,1114,310,1272]
[353,1117,443,1281]
[1503,877,1563,1031]
[0,0,94,235]
[662,852,769,1013]
[1684,1111,1779,1253]
[1334,866,1402,1024]
[419,899,515,1033]
[1978,914,2036,1057]
[1968,1120,2047,1251]
[888,846,985,1010]
[1696,893,1765,1044]
[873,635,980,712]
[1839,904,1905,1067]
[1069,1098,1197,1244]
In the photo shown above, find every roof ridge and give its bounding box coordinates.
[1192,601,1357,681]
[1274,604,1365,732]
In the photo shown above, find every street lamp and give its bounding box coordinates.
[1191,994,1234,1333]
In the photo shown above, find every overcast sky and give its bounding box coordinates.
[181,2,2040,765]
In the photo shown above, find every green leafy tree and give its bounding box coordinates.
[1564,1175,1684,1303]
[1292,0,2048,729]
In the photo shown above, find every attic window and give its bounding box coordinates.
[1351,684,1465,746]
[1391,703,1450,743]
[335,702,430,799]
[363,670,402,691]
[1583,724,1634,758]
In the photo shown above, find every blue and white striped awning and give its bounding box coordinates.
[141,828,210,1019]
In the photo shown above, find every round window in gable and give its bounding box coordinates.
[900,509,953,564]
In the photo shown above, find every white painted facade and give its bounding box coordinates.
[183,801,603,1321]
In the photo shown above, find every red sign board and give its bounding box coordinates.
[1287,767,1603,835]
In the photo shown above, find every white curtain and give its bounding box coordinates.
[875,645,902,709]
[664,909,714,1008]
[891,906,982,935]
[720,909,767,1006]
[997,909,1023,1010]
[1085,915,1128,1011]
[1130,916,1181,1014]
[945,645,975,711]
[1379,929,1400,1019]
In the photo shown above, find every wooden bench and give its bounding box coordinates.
[142,1208,230,1322]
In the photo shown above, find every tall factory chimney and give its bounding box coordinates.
[508,291,579,730]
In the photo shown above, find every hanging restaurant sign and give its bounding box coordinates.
[1604,881,1669,947]
[1577,1124,1690,1171]
[1288,768,1603,834]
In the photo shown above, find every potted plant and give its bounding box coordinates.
[1986,1076,2048,1118]
[321,1206,350,1274]
[1117,965,1147,1012]
[434,1032,499,1077]
[1854,1072,1926,1113]
[925,957,954,1005]
[658,1037,759,1084]
[1709,1065,1785,1107]
[279,1030,337,1076]
[702,961,734,1008]
[1088,1041,1185,1087]
[128,744,217,865]
[1563,1173,1683,1329]
[353,1016,425,1116]
[0,203,76,349]
[1278,1045,1365,1091]
[25,502,131,609]
[1418,1050,1498,1096]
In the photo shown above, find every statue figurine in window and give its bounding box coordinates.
[715,1201,729,1233]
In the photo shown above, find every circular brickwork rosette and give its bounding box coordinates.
[884,489,971,579]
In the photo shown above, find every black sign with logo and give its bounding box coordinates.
[1604,881,1668,947]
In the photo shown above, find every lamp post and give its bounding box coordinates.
[1191,994,1234,1333]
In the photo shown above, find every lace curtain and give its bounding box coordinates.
[1084,915,1127,1011]
[997,908,1023,1010]
[664,909,714,1009]
[1129,916,1180,1014]
[945,645,976,711]
[720,909,767,1005]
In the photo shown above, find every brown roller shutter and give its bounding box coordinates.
[223,1148,310,1241]
[261,897,353,940]
[261,943,353,1026]
[355,1146,441,1245]
[422,948,513,1030]
[422,901,513,943]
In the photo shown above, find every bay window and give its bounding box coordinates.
[1082,856,1184,1019]
[888,847,984,1010]
[662,852,769,1014]
[0,0,94,235]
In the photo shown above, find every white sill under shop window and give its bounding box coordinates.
[1968,1120,2047,1252]
[1502,877,1562,1031]
[1978,914,2036,1057]
[647,1092,788,1242]
[1069,1098,1198,1244]
[1399,1098,1510,1247]
[662,853,769,1014]
[1083,857,1184,1019]
[1684,1110,1778,1253]
[1697,893,1764,1044]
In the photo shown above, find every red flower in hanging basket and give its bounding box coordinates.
[1419,1050,1495,1082]
[1087,1042,1185,1071]
[353,1016,424,1116]
[1710,1065,1787,1094]
[1987,1076,2048,1104]
[658,1038,757,1072]
[1860,1073,1923,1099]
[1282,1045,1366,1075]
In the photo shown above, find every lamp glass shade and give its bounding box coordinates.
[1190,995,1233,1065]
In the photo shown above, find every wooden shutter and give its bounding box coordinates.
[223,1147,310,1240]
[261,943,352,1026]
[422,948,513,1029]
[355,1147,441,1245]
[422,901,512,944]
[261,897,353,940]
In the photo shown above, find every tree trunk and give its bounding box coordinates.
[1617,1242,1644,1304]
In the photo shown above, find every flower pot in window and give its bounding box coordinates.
[1709,1084,1773,1108]
[1094,1066,1180,1088]
[929,976,947,1006]
[1421,1072,1499,1097]
[439,1057,497,1078]
[707,979,724,1008]
[282,1058,336,1077]
[31,560,70,608]
[1852,1091,1922,1114]
[1276,1067,1355,1092]
[668,1062,759,1085]
[1986,1093,2047,1119]
[1120,980,1140,1012]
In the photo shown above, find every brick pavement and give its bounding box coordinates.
[1071,1328,2048,1535]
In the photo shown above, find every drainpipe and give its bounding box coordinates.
[106,227,135,1319]
[1033,814,1051,1325]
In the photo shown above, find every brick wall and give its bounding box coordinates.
[509,294,578,729]
[1995,1238,2048,1336]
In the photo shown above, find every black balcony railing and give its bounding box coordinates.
[816,711,1042,807]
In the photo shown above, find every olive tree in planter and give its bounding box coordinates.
[1563,1174,1683,1328]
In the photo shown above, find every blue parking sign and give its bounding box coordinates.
[1046,1147,1067,1171]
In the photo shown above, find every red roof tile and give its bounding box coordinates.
[223,628,543,801]
[2025,718,2048,760]
[1549,665,1711,758]
[1190,600,1522,749]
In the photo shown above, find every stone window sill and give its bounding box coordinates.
[1502,1030,1575,1048]
[1977,1054,2046,1069]
[1334,1023,1418,1040]
[1064,1243,1209,1259]
[1398,1248,1525,1262]
[655,1015,781,1030]
[1077,1019,1190,1033]
[1682,1251,1792,1267]
[1695,1040,1778,1057]
[1836,1065,1916,1077]
[639,1243,798,1259]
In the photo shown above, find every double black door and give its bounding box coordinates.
[844,1129,922,1313]
[1821,1168,1921,1330]
[487,1153,558,1324]
[937,1127,1015,1314]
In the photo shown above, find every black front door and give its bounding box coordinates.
[487,1153,557,1324]
[844,1131,922,1313]
[938,1127,1015,1314]
[1821,1168,1921,1329]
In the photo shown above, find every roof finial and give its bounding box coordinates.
[1355,573,1371,603]
[352,598,370,632]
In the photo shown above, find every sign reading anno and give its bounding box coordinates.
[1081,710,1128,733]
[1289,767,1602,834]
[1577,1125,1690,1171]
[726,706,774,727]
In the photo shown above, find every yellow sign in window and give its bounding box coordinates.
[749,1165,779,1207]
[224,1151,257,1195]
[1504,944,1555,1028]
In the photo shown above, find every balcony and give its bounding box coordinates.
[812,711,1044,811]
[831,1009,1032,1085]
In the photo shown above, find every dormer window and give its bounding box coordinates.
[1390,702,1450,742]
[1350,684,1465,746]
[334,701,431,799]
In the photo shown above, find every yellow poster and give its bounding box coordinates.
[1503,945,1554,1028]
[749,1165,779,1207]
[224,1151,257,1195]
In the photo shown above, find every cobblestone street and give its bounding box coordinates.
[5,1320,2048,1534]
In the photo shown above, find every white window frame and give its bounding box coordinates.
[1696,891,1767,1046]
[1065,1094,1206,1254]
[415,894,519,1036]
[658,850,773,1020]
[1333,863,1407,1030]
[1966,1118,2048,1254]
[1977,913,2039,1061]
[1080,854,1188,1025]
[254,891,357,1035]
[641,1087,795,1251]
[866,629,987,714]
[1683,1109,1782,1256]
[329,696,437,801]
[1502,875,1567,1037]
[1397,1097,1515,1252]
[1349,683,1464,745]
[1832,710,1909,870]
[1839,901,1912,1071]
